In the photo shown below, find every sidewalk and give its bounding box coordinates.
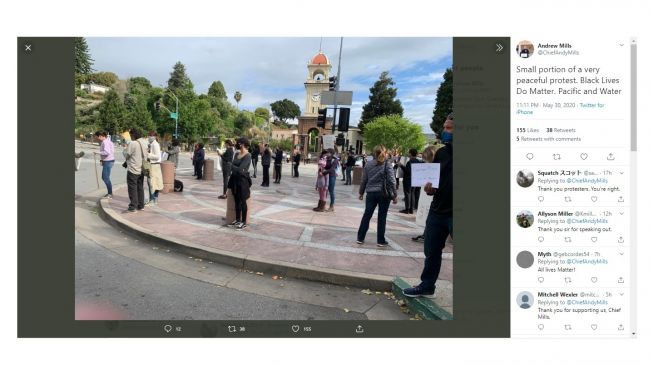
[99,166,453,315]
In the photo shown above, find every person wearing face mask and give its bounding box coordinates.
[146,131,164,205]
[403,113,454,298]
[227,137,252,230]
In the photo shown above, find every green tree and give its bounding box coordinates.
[362,115,426,153]
[254,107,270,127]
[128,77,152,95]
[74,37,94,75]
[178,98,218,142]
[431,68,453,136]
[208,81,227,100]
[89,72,118,87]
[359,71,403,133]
[255,107,270,120]
[234,91,242,109]
[269,138,293,152]
[270,99,301,123]
[127,99,155,135]
[233,111,255,136]
[97,90,127,135]
[167,62,194,92]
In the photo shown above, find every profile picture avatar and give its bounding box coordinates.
[516,291,534,309]
[516,210,534,228]
[516,169,534,188]
[516,40,535,58]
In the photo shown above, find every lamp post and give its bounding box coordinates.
[168,91,179,139]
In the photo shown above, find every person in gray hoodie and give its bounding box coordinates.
[166,139,181,168]
[356,145,398,247]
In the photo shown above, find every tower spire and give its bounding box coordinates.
[319,37,323,53]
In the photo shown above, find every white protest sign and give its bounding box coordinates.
[322,135,335,150]
[415,188,431,228]
[396,156,408,178]
[411,163,440,187]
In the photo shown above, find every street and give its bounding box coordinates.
[74,141,410,320]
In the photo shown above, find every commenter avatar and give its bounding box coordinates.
[517,291,534,309]
[516,210,535,228]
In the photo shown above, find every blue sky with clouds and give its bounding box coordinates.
[87,37,452,132]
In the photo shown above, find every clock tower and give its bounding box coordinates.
[295,51,334,157]
[303,52,332,116]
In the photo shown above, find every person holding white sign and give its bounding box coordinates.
[403,114,454,298]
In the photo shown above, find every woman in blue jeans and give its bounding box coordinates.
[356,145,398,247]
[94,131,114,199]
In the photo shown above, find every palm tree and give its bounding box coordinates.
[234,91,242,110]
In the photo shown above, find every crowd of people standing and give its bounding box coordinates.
[92,113,453,302]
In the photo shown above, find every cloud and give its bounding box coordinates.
[86,37,451,130]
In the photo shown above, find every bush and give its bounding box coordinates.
[75,88,89,98]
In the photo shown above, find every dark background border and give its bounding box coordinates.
[17,37,510,337]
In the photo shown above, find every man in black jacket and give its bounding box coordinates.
[404,115,453,298]
[345,152,355,185]
[217,140,234,198]
[399,148,422,214]
[251,143,260,178]
[261,144,271,187]
[292,150,301,177]
[273,148,283,183]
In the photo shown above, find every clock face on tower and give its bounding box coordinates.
[311,92,320,102]
[314,73,324,81]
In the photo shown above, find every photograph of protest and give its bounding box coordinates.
[74,37,454,321]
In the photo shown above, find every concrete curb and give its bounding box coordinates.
[97,197,394,291]
[392,277,453,320]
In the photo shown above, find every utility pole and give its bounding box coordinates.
[331,37,343,135]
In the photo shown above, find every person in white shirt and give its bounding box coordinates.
[146,131,164,205]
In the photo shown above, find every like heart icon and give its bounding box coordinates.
[291,325,300,333]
